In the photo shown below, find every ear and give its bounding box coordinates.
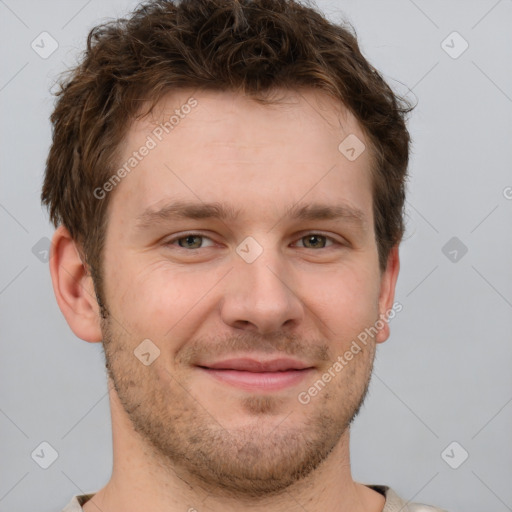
[375,245,400,344]
[49,225,103,343]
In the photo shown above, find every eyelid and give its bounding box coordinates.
[164,232,217,248]
[291,232,341,248]
[164,231,344,249]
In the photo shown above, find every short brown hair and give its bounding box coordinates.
[42,0,413,306]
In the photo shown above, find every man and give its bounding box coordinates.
[41,0,447,510]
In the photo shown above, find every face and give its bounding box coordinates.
[98,88,396,497]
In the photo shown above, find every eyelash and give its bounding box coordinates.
[164,232,341,250]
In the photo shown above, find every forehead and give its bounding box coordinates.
[132,87,364,147]
[109,88,374,229]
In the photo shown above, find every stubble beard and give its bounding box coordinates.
[100,314,376,499]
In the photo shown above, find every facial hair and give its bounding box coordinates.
[100,316,377,499]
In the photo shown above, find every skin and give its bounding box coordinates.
[50,88,399,512]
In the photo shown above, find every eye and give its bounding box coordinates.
[294,234,335,249]
[166,234,215,249]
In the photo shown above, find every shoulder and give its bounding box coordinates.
[61,493,96,512]
[367,484,449,512]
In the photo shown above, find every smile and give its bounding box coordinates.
[196,357,315,391]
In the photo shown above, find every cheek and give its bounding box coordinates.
[303,264,380,337]
[110,260,221,338]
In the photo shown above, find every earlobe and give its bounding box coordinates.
[49,225,103,343]
[376,245,400,344]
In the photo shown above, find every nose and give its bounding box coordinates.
[220,248,304,334]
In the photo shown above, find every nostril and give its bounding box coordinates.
[233,320,252,329]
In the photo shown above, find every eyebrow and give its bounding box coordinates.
[135,199,368,231]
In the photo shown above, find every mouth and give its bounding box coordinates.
[195,357,315,392]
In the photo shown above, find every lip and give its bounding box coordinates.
[196,357,315,392]
[200,357,312,372]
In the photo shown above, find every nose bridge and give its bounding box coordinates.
[220,238,303,332]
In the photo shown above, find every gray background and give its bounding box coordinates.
[1,0,511,511]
